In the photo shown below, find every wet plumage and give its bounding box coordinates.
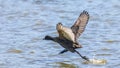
[43,10,89,61]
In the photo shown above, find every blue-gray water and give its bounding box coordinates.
[0,0,120,68]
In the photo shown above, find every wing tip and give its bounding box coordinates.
[80,10,89,17]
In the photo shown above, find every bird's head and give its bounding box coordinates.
[43,35,53,40]
[56,22,63,31]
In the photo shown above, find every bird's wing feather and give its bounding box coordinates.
[71,10,89,40]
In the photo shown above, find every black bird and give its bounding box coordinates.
[43,10,89,61]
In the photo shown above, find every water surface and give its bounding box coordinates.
[0,0,120,68]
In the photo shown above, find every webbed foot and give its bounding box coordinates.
[82,56,89,61]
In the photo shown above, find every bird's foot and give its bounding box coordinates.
[82,56,89,61]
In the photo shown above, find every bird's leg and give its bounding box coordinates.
[75,50,89,61]
[59,49,68,54]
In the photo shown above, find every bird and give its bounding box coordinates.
[43,10,89,61]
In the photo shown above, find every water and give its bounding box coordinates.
[0,0,120,68]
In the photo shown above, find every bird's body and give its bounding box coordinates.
[43,10,90,61]
[44,36,82,53]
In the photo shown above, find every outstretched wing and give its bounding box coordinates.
[56,23,65,39]
[71,10,89,40]
[56,23,76,42]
